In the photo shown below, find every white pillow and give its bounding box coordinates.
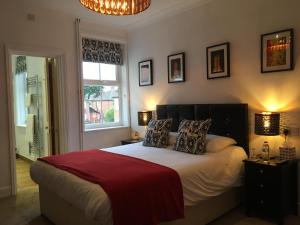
[205,134,237,153]
[168,132,178,146]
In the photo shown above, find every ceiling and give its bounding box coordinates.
[23,0,213,30]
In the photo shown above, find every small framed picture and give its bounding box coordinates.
[139,60,153,86]
[168,52,185,83]
[206,42,230,79]
[261,29,294,73]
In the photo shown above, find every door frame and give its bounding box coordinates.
[5,44,68,195]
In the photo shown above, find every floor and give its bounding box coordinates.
[0,159,299,225]
[16,158,37,193]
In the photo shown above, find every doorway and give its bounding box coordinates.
[6,49,67,195]
[13,56,51,160]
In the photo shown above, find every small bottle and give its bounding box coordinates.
[282,129,290,148]
[262,141,270,161]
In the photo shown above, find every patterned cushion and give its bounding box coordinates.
[174,119,212,154]
[143,119,172,148]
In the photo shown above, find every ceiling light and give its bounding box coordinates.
[79,0,151,16]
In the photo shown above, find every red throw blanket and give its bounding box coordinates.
[39,150,184,225]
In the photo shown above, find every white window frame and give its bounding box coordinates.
[14,72,27,126]
[83,63,123,131]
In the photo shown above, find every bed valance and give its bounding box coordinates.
[82,38,123,65]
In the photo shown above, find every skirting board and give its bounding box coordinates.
[0,186,11,198]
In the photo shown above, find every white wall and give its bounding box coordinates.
[0,1,130,198]
[128,0,300,207]
[128,0,300,152]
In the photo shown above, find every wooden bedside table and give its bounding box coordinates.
[244,159,298,225]
[120,138,143,145]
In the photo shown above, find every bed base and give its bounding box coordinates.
[39,186,242,225]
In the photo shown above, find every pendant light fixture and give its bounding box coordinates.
[79,0,151,16]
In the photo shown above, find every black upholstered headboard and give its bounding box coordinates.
[156,104,249,154]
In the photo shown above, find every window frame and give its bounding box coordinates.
[83,63,123,131]
[14,72,27,127]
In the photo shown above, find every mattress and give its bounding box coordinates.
[30,143,247,225]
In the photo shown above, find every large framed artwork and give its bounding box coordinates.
[261,29,294,73]
[139,60,153,86]
[206,42,230,79]
[168,52,185,83]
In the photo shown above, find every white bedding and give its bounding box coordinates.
[30,143,247,224]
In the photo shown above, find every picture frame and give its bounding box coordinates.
[139,59,153,86]
[261,29,294,73]
[168,52,185,83]
[206,42,230,79]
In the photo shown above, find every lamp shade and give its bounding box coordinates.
[138,111,152,126]
[255,112,280,136]
[79,0,151,16]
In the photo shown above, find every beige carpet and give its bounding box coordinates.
[16,158,37,193]
[0,158,52,225]
[0,159,299,225]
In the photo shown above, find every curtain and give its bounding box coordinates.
[16,56,27,74]
[82,38,123,65]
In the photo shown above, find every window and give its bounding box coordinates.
[14,72,27,126]
[83,62,122,130]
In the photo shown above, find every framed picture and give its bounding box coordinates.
[168,52,185,83]
[261,29,294,73]
[206,42,230,79]
[139,60,153,86]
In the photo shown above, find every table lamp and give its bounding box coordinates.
[135,111,152,139]
[255,112,280,160]
[138,111,152,126]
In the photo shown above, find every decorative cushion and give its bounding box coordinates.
[174,119,212,154]
[143,119,172,148]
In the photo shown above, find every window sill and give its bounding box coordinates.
[16,125,26,128]
[84,125,129,133]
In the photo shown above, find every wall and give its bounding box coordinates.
[128,0,300,207]
[128,0,300,151]
[0,1,130,198]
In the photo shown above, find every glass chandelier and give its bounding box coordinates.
[79,0,151,16]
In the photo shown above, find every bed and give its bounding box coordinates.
[30,103,249,225]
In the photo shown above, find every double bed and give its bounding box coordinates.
[30,103,249,225]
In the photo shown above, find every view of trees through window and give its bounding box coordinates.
[83,62,121,129]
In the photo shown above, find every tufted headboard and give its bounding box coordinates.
[156,104,249,154]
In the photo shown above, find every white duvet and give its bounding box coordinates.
[30,143,247,225]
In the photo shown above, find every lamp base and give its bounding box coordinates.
[261,141,270,161]
[131,131,140,140]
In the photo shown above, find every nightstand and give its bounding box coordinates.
[244,159,298,225]
[120,138,143,145]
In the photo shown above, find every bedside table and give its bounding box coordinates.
[244,159,298,225]
[121,138,143,145]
